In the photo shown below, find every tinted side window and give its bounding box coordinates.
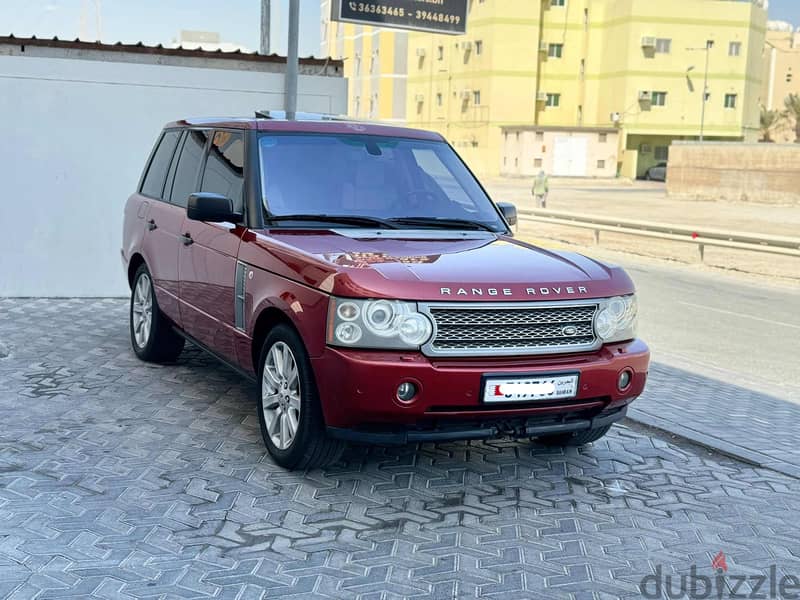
[202,131,245,213]
[140,130,181,199]
[169,130,208,208]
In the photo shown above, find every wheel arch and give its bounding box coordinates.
[250,307,301,374]
[127,253,146,289]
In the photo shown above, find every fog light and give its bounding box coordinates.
[617,369,632,391]
[397,382,417,402]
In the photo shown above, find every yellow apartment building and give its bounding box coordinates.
[405,0,767,178]
[320,0,408,122]
[762,22,800,142]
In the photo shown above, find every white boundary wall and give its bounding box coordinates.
[0,53,346,296]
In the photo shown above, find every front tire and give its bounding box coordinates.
[130,264,185,362]
[257,324,344,469]
[536,425,612,447]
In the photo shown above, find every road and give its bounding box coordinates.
[624,258,800,400]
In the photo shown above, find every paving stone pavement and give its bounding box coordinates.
[1,298,799,600]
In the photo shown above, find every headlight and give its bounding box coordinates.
[594,295,637,343]
[327,298,434,350]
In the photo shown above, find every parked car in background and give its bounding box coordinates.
[644,162,667,181]
[121,113,650,470]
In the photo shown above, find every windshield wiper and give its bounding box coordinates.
[388,216,498,232]
[265,214,400,229]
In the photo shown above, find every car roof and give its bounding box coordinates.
[163,116,446,142]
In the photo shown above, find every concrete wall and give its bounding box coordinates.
[0,54,346,297]
[666,142,800,204]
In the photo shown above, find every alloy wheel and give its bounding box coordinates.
[132,273,153,348]
[261,341,301,450]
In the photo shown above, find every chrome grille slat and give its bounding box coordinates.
[421,301,600,357]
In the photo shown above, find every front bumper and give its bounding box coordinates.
[312,339,650,438]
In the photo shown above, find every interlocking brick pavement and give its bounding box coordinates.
[1,298,799,599]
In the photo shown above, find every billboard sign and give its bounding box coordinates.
[331,0,467,35]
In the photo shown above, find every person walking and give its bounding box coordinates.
[532,170,549,208]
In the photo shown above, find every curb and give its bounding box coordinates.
[626,410,800,480]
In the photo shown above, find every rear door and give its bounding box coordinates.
[137,129,184,325]
[177,129,246,364]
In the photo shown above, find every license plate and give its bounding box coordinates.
[482,373,579,403]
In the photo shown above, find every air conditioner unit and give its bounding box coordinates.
[638,90,652,101]
[415,94,425,102]
[536,91,548,102]
[539,41,548,52]
[462,41,473,51]
[416,48,426,57]
[641,36,657,48]
[460,90,473,100]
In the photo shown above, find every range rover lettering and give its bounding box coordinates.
[121,114,650,470]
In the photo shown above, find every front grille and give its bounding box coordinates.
[422,302,599,357]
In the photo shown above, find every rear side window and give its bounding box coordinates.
[140,130,181,199]
[201,131,245,213]
[169,130,208,208]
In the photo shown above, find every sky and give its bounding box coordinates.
[2,0,799,59]
[1,0,324,57]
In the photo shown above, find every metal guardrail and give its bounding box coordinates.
[517,209,800,261]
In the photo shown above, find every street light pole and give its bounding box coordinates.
[699,39,713,142]
[285,0,300,120]
[260,0,270,55]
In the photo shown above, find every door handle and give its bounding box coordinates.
[180,233,193,246]
[146,219,157,231]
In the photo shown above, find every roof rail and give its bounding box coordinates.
[254,110,355,121]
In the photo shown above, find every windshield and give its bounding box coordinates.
[258,133,507,231]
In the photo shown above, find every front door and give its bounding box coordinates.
[177,130,246,365]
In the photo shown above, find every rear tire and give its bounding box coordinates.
[536,425,612,447]
[130,264,185,363]
[257,324,344,470]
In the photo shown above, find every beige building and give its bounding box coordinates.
[762,21,800,142]
[320,0,407,122]
[501,127,619,178]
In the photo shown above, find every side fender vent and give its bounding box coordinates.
[235,261,247,331]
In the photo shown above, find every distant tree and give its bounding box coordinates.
[783,93,800,142]
[759,106,781,142]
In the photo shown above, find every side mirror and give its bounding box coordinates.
[496,202,517,227]
[187,192,242,223]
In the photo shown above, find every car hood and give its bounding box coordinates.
[240,229,635,302]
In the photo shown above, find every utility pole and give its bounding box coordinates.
[699,39,713,142]
[285,0,300,119]
[260,0,270,55]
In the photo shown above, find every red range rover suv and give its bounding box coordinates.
[122,113,649,469]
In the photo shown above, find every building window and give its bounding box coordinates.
[787,71,793,83]
[551,0,565,6]
[577,104,583,124]
[599,133,608,143]
[436,93,443,106]
[584,8,589,30]
[729,41,741,57]
[354,54,361,76]
[597,160,605,169]
[535,131,544,141]
[545,93,561,107]
[473,90,481,105]
[724,93,737,108]
[655,38,671,54]
[580,58,585,79]
[651,91,667,106]
[437,45,444,60]
[354,96,360,115]
[515,158,519,167]
[548,43,563,58]
[475,40,483,55]
[516,132,521,141]
[654,146,669,161]
[534,158,543,167]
